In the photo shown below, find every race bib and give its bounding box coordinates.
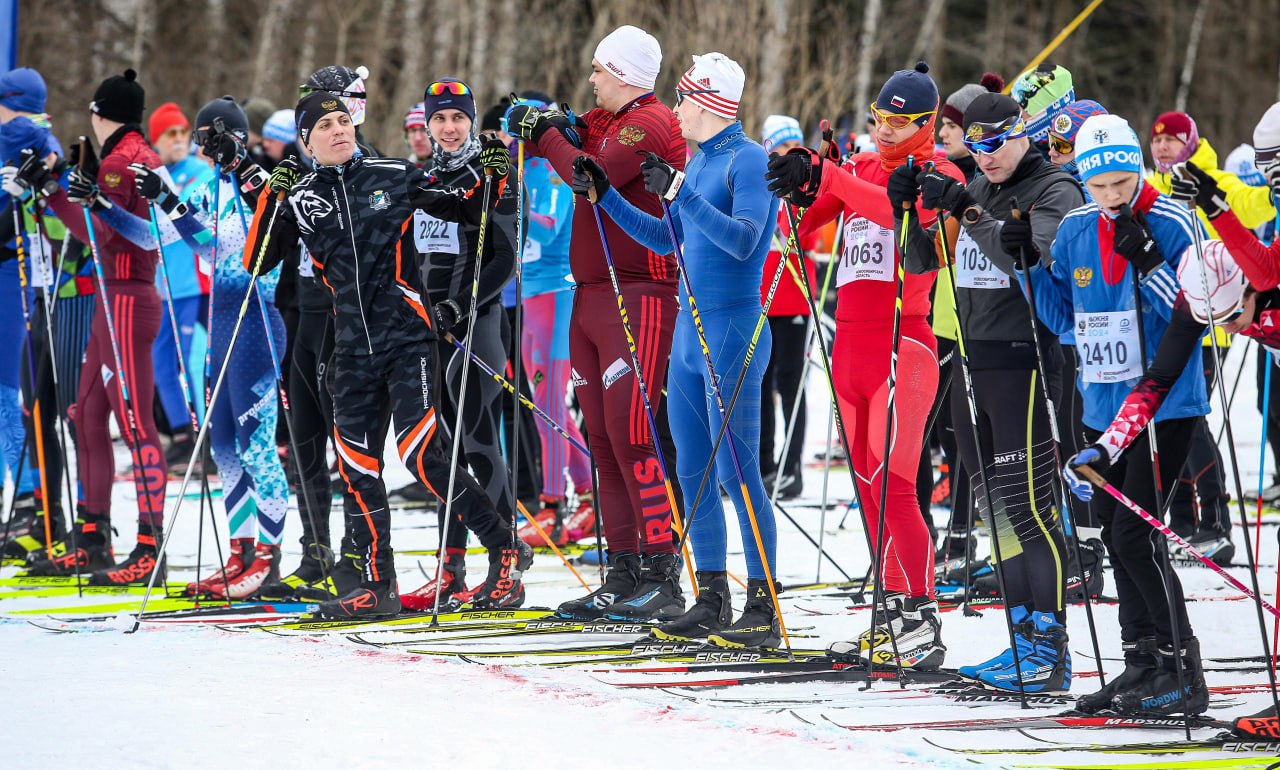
[413,210,460,254]
[954,228,1009,290]
[522,236,542,263]
[27,232,54,288]
[837,217,894,286]
[299,244,314,278]
[1075,310,1142,383]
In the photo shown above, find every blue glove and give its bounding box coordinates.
[1063,445,1109,502]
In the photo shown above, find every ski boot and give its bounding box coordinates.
[1233,704,1280,740]
[2,495,65,559]
[1065,538,1106,602]
[830,594,946,669]
[959,605,1033,679]
[468,541,533,609]
[401,547,469,612]
[556,551,641,620]
[518,496,568,547]
[297,540,361,601]
[973,611,1071,694]
[651,571,732,641]
[186,537,254,596]
[603,552,686,622]
[774,472,803,501]
[211,543,280,599]
[564,494,597,541]
[708,579,782,649]
[259,538,334,600]
[24,511,113,576]
[316,580,401,619]
[1185,527,1234,566]
[88,525,164,586]
[1075,636,1159,713]
[828,593,903,662]
[1111,637,1208,715]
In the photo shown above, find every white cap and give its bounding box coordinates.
[677,52,745,120]
[593,25,662,90]
[1253,102,1280,165]
[1177,239,1246,324]
[762,115,803,152]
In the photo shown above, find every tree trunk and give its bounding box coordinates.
[1175,0,1210,112]
[757,0,790,132]
[249,0,289,99]
[908,0,945,67]
[851,0,882,120]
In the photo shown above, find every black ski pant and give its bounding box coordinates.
[953,359,1068,617]
[1169,346,1229,535]
[330,341,509,582]
[286,308,335,551]
[760,314,808,481]
[501,304,543,504]
[1085,417,1195,646]
[1058,344,1100,529]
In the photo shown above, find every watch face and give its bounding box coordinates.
[964,206,981,223]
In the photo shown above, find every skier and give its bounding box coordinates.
[1010,63,1076,161]
[573,52,783,646]
[145,101,213,471]
[937,73,1003,183]
[765,62,958,668]
[300,65,379,157]
[900,91,1082,692]
[1045,100,1107,178]
[758,114,818,502]
[246,92,525,617]
[507,24,688,621]
[258,109,298,171]
[1024,113,1208,715]
[403,103,430,166]
[399,78,528,611]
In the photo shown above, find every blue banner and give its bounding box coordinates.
[0,0,15,71]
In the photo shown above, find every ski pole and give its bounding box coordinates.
[1182,197,1280,718]
[937,209,1029,704]
[773,500,852,580]
[514,498,589,591]
[132,188,288,630]
[1010,201,1106,686]
[441,331,589,456]
[432,171,496,623]
[511,137,525,544]
[587,202,698,595]
[661,199,792,653]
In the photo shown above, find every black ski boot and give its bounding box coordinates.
[1112,637,1208,715]
[652,571,732,641]
[2,494,64,559]
[88,524,164,586]
[556,551,642,620]
[25,510,112,576]
[470,541,533,609]
[316,580,402,619]
[298,539,360,601]
[604,552,686,621]
[708,579,782,649]
[260,537,334,600]
[1075,636,1159,713]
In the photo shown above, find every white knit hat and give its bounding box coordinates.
[593,25,662,90]
[1074,114,1143,182]
[1253,102,1280,165]
[677,52,745,120]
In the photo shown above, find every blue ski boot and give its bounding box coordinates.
[974,611,1071,694]
[958,605,1032,679]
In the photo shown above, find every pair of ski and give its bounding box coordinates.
[925,727,1280,759]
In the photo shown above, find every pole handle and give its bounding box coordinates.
[1076,463,1106,489]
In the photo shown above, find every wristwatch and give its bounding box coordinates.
[962,204,983,225]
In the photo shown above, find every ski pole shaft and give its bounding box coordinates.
[514,498,589,591]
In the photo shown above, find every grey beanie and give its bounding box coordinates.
[941,72,1005,126]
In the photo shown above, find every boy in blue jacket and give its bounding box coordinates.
[1019,114,1210,716]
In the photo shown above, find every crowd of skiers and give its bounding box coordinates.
[2,21,1280,732]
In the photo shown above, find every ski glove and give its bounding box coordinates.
[571,156,609,205]
[433,298,462,332]
[1064,445,1110,503]
[268,157,300,196]
[1112,204,1164,276]
[1172,161,1229,219]
[203,131,248,174]
[12,150,60,197]
[0,165,24,198]
[1000,213,1038,268]
[66,166,111,211]
[128,162,181,212]
[885,164,921,212]
[1262,159,1280,195]
[478,135,510,179]
[641,152,684,201]
[765,148,822,207]
[918,170,973,217]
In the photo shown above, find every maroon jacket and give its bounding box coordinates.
[530,93,685,287]
[48,126,161,284]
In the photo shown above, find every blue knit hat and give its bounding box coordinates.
[1075,114,1143,182]
[761,115,803,153]
[1050,100,1108,145]
[874,61,938,126]
[422,78,476,125]
[0,68,47,113]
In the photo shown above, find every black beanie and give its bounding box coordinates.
[195,95,250,142]
[480,97,510,133]
[963,93,1022,131]
[91,69,145,125]
[295,91,350,147]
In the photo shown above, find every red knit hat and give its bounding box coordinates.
[148,101,189,144]
[1150,110,1199,172]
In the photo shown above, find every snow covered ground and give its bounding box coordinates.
[2,339,1279,768]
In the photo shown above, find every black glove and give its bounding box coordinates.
[268,156,300,196]
[506,103,548,142]
[66,166,111,211]
[918,170,973,216]
[433,298,462,332]
[1113,204,1164,275]
[1176,161,1229,219]
[641,152,684,201]
[571,155,609,205]
[478,135,510,179]
[765,148,822,207]
[1000,213,1038,268]
[202,131,248,173]
[14,149,59,197]
[128,162,182,214]
[885,164,920,213]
